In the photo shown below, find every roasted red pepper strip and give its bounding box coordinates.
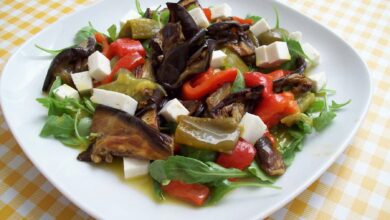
[94,33,110,58]
[217,139,256,170]
[232,16,254,25]
[203,8,212,21]
[244,71,299,127]
[182,68,238,100]
[162,181,210,206]
[101,52,145,84]
[107,38,145,59]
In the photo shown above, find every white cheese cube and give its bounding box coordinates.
[302,43,320,67]
[289,31,302,41]
[159,98,189,122]
[120,10,141,27]
[250,19,270,37]
[189,7,210,28]
[53,84,80,100]
[255,46,268,67]
[123,157,149,179]
[71,71,93,93]
[255,41,291,68]
[91,89,138,115]
[210,3,232,19]
[306,71,327,92]
[210,50,227,68]
[239,113,267,145]
[88,51,111,81]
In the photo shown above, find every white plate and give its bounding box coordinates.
[0,0,371,219]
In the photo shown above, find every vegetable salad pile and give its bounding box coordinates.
[36,0,350,206]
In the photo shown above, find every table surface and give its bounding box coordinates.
[0,0,389,219]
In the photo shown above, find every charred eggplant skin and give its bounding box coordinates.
[42,37,96,92]
[254,136,286,176]
[78,105,174,163]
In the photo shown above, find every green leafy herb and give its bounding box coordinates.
[329,100,351,111]
[246,15,262,23]
[180,146,217,162]
[313,111,337,132]
[231,70,246,93]
[281,39,312,70]
[152,178,165,200]
[40,114,75,138]
[34,44,66,55]
[74,22,97,44]
[107,24,117,41]
[135,0,145,16]
[273,7,280,29]
[271,126,305,166]
[77,117,92,137]
[306,98,325,113]
[208,180,279,205]
[149,156,250,184]
[247,161,276,183]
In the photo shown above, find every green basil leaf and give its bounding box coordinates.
[40,114,75,138]
[245,15,262,23]
[329,99,351,111]
[107,24,117,41]
[231,70,246,93]
[149,160,170,184]
[247,161,276,183]
[313,111,337,131]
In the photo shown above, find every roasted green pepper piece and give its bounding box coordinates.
[175,116,240,152]
[297,92,315,112]
[98,70,166,106]
[119,19,160,39]
[258,28,289,45]
[281,113,312,127]
[222,48,250,73]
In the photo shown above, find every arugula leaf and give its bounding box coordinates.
[107,24,117,41]
[135,0,145,16]
[271,126,305,166]
[306,98,325,113]
[35,44,66,55]
[329,100,351,111]
[273,7,280,29]
[245,15,262,23]
[208,180,279,205]
[313,111,336,132]
[152,178,165,200]
[57,136,89,148]
[74,22,97,45]
[40,114,75,138]
[149,156,250,184]
[180,146,217,162]
[49,76,62,97]
[231,71,246,93]
[77,117,92,137]
[247,161,276,183]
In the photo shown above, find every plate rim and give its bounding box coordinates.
[0,0,373,219]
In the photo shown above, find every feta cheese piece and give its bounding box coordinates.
[210,3,232,19]
[71,71,93,93]
[249,19,270,37]
[255,41,291,68]
[123,157,149,179]
[120,10,141,27]
[88,51,111,81]
[289,31,302,41]
[159,98,189,122]
[306,71,327,92]
[239,113,267,144]
[53,84,80,100]
[189,7,210,28]
[302,43,320,67]
[91,89,138,115]
[210,50,227,68]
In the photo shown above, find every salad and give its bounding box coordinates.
[36,0,350,206]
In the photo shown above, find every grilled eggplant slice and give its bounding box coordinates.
[78,105,173,163]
